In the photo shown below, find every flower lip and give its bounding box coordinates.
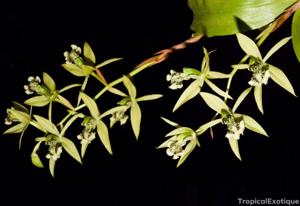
[166,70,190,90]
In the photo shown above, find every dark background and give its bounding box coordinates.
[0,2,299,206]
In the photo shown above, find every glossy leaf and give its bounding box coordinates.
[123,75,137,99]
[232,87,252,112]
[269,65,296,96]
[3,122,26,134]
[80,92,100,118]
[97,120,112,155]
[83,42,96,64]
[173,79,201,112]
[292,9,300,63]
[34,115,59,135]
[263,37,292,62]
[43,72,56,91]
[61,64,85,77]
[200,92,229,113]
[130,101,141,139]
[237,33,262,59]
[254,86,264,114]
[188,0,297,36]
[228,139,241,160]
[61,137,82,164]
[136,94,163,102]
[24,96,50,107]
[243,114,269,137]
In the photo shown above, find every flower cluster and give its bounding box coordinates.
[77,117,97,145]
[166,70,190,90]
[165,136,193,159]
[222,110,245,140]
[24,76,41,95]
[63,44,83,65]
[45,135,63,161]
[248,61,270,86]
[4,108,14,125]
[110,108,129,128]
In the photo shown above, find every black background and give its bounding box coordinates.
[0,2,299,206]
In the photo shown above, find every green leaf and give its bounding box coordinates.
[269,65,296,96]
[83,42,96,64]
[24,96,50,107]
[136,94,163,102]
[123,75,137,99]
[205,79,232,99]
[188,0,297,36]
[243,115,269,137]
[254,86,264,114]
[34,115,59,135]
[196,119,222,135]
[236,33,262,59]
[160,117,179,127]
[228,139,241,160]
[61,64,85,77]
[263,37,292,62]
[292,9,300,63]
[59,83,82,93]
[200,92,229,113]
[61,137,82,164]
[232,87,252,112]
[81,65,95,76]
[177,138,197,167]
[165,127,193,137]
[9,110,30,124]
[96,120,112,154]
[43,72,56,91]
[49,158,56,177]
[130,101,141,139]
[31,141,44,168]
[3,122,26,134]
[207,71,230,79]
[173,79,202,112]
[80,92,100,118]
[96,58,123,69]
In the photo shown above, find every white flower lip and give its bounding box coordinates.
[166,70,190,90]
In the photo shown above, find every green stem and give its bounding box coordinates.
[48,101,53,123]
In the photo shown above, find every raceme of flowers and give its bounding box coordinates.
[3,33,296,176]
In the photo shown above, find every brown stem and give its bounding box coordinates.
[271,0,300,32]
[135,35,204,69]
